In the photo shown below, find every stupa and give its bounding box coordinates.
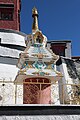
[15,7,62,104]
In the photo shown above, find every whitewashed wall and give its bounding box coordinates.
[0,30,26,105]
[0,115,80,120]
[57,57,80,104]
[0,30,26,81]
[0,31,26,47]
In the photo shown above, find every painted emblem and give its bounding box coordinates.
[33,61,46,69]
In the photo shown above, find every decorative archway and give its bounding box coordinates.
[23,77,51,104]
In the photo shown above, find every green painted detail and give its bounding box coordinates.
[52,64,54,69]
[33,61,46,69]
[39,72,45,76]
[22,62,28,69]
[33,43,43,47]
[32,46,46,54]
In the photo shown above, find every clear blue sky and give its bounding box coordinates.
[20,0,80,56]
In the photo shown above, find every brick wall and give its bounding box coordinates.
[0,0,14,3]
[0,0,21,31]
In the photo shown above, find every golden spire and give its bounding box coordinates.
[32,7,39,32]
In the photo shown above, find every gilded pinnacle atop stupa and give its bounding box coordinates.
[32,7,39,32]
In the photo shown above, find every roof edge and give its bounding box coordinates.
[47,40,71,43]
[0,29,26,37]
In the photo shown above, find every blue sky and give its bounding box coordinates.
[20,0,80,56]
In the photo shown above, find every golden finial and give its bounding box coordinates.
[32,7,39,32]
[32,7,38,15]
